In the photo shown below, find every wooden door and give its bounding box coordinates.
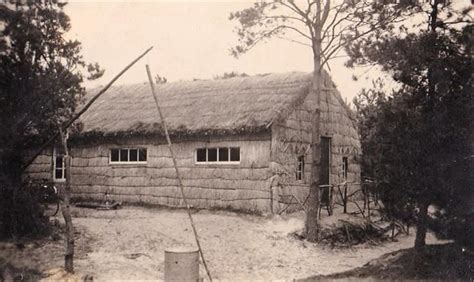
[320,137,331,204]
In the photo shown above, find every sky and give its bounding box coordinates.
[64,1,382,104]
[63,0,452,104]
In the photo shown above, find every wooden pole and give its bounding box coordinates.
[21,46,154,172]
[145,65,213,282]
[59,128,74,273]
[343,183,348,214]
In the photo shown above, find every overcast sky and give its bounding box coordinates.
[64,1,396,104]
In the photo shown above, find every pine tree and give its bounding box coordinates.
[0,0,103,237]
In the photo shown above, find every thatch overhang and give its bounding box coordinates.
[71,71,353,142]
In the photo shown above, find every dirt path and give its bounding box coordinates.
[0,206,445,280]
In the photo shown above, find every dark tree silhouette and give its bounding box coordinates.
[351,0,473,251]
[0,0,103,237]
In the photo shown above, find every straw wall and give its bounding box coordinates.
[24,134,274,212]
[270,76,361,213]
[24,148,53,181]
[70,135,273,212]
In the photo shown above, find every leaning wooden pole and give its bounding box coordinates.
[59,128,74,273]
[21,46,154,172]
[145,65,213,282]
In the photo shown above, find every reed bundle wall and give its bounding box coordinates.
[270,76,361,213]
[24,149,53,180]
[26,136,274,213]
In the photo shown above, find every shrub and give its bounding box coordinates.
[0,182,50,239]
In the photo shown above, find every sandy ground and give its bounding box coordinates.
[0,206,445,281]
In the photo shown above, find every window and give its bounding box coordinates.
[296,155,305,181]
[196,148,206,162]
[218,148,229,161]
[208,148,218,162]
[110,148,147,163]
[342,157,348,179]
[196,147,240,164]
[53,147,66,181]
[230,147,240,162]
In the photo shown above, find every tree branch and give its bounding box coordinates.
[322,24,380,67]
[321,5,345,42]
[263,15,306,25]
[276,35,312,47]
[280,24,312,40]
[320,0,331,27]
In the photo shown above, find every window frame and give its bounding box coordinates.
[109,148,148,164]
[342,156,348,179]
[195,147,240,165]
[53,147,66,182]
[296,155,305,181]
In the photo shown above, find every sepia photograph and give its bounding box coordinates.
[0,0,472,280]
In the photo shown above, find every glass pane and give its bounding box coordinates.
[296,171,301,180]
[218,148,229,162]
[298,156,304,171]
[120,149,129,162]
[130,149,138,162]
[207,148,217,162]
[139,149,147,162]
[55,169,63,179]
[343,157,348,178]
[56,156,63,168]
[230,147,240,162]
[196,148,206,162]
[111,149,119,162]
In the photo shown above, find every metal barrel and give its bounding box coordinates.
[164,247,200,282]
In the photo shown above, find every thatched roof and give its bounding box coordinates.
[75,71,350,139]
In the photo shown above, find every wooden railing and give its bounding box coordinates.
[277,178,381,219]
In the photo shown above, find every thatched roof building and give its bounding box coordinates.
[27,71,361,213]
[77,72,354,139]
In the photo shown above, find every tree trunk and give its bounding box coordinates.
[305,31,323,242]
[60,132,74,273]
[414,201,430,251]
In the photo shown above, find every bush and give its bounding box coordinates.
[0,183,50,239]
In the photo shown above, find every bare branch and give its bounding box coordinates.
[321,10,348,44]
[280,24,312,40]
[276,36,312,47]
[315,0,321,26]
[279,1,305,18]
[322,24,380,67]
[442,20,473,25]
[234,23,311,55]
[320,0,330,26]
[262,15,306,25]
[288,0,311,20]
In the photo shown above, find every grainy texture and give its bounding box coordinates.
[74,72,313,139]
[23,148,52,180]
[470,110,474,212]
[0,207,447,280]
[73,137,272,213]
[25,72,360,213]
[270,72,361,213]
